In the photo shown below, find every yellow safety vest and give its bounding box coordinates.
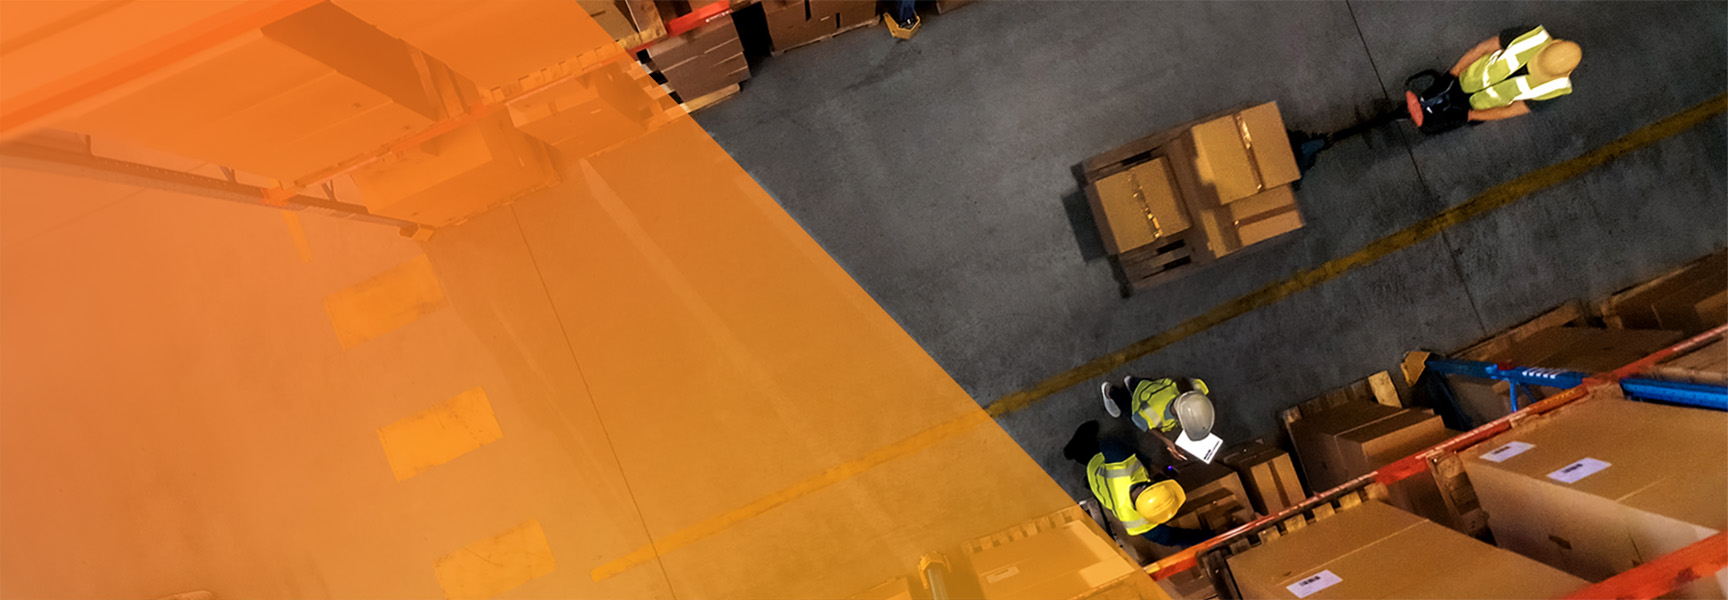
[1460,26,1573,110]
[1129,378,1209,433]
[1087,453,1155,535]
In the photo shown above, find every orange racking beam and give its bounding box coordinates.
[0,0,322,136]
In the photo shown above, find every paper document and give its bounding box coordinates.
[1175,432,1223,463]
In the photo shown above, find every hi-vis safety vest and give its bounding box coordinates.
[1087,453,1156,535]
[1460,26,1572,110]
[1129,378,1209,433]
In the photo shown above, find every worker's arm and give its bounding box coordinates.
[1468,102,1532,122]
[1450,37,1502,76]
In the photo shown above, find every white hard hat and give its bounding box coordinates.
[1173,391,1215,441]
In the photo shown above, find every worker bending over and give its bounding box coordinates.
[1064,421,1212,548]
[1101,376,1216,454]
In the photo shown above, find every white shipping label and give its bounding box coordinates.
[1482,441,1535,463]
[1176,432,1224,463]
[1547,458,1611,483]
[1286,570,1342,598]
[983,566,1019,583]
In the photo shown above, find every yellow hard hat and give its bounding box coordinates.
[1134,480,1186,526]
[1532,40,1582,78]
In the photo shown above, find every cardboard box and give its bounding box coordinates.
[1088,157,1191,254]
[763,0,876,51]
[1228,500,1587,600]
[1219,442,1306,515]
[1169,461,1254,534]
[647,15,751,101]
[1462,394,1728,595]
[1290,403,1462,528]
[353,113,558,227]
[1179,102,1300,207]
[507,62,660,155]
[965,519,1140,600]
[1190,185,1303,257]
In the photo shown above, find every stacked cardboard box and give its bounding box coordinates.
[1219,441,1307,516]
[1228,500,1587,599]
[1082,102,1303,290]
[961,507,1146,600]
[507,59,666,156]
[58,4,439,182]
[1448,326,1685,425]
[1289,403,1464,529]
[351,113,558,227]
[645,14,751,103]
[762,0,877,52]
[1168,460,1255,534]
[1599,251,1728,336]
[1462,392,1728,597]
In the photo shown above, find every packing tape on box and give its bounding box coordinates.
[1127,170,1171,240]
[1233,113,1266,194]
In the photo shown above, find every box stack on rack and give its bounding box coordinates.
[1219,441,1308,516]
[1080,102,1303,292]
[643,11,751,107]
[1227,500,1587,599]
[1462,390,1728,598]
[762,0,877,53]
[1599,251,1728,336]
[1287,402,1474,532]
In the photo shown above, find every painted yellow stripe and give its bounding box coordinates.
[281,210,313,263]
[377,387,503,482]
[323,254,449,349]
[435,519,557,600]
[589,93,1728,581]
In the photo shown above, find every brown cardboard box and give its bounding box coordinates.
[507,62,661,155]
[1462,395,1728,595]
[1168,460,1253,535]
[1289,402,1401,490]
[1191,185,1303,257]
[648,16,751,101]
[1219,442,1306,515]
[1088,157,1191,255]
[1228,500,1586,600]
[965,519,1140,600]
[1181,103,1300,207]
[353,113,558,227]
[763,0,876,51]
[1290,404,1463,528]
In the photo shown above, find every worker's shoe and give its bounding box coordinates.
[885,13,921,39]
[1101,382,1122,417]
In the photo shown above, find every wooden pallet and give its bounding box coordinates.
[769,17,876,55]
[680,83,741,112]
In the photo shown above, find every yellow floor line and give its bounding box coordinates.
[377,386,504,482]
[589,93,1728,581]
[323,254,450,349]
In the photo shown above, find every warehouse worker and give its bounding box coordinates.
[1444,25,1580,122]
[1101,376,1216,441]
[1064,421,1212,548]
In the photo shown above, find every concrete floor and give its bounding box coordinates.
[696,1,1728,497]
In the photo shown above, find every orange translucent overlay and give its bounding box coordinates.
[1,2,1153,599]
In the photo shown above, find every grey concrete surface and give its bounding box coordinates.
[695,1,1728,497]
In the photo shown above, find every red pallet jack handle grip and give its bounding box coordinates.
[1562,532,1728,600]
